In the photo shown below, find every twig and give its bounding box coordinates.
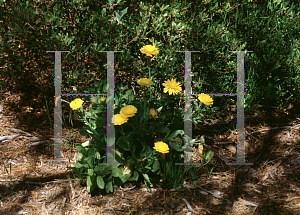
[251,205,259,215]
[196,185,231,203]
[182,198,199,214]
[67,174,77,199]
[10,128,32,137]
[124,34,139,47]
[0,178,24,182]
[0,134,20,142]
[26,140,49,147]
[0,179,42,184]
[240,198,258,207]
[250,124,300,134]
[119,185,136,191]
[43,179,82,184]
[25,22,35,30]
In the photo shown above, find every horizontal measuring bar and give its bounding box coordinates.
[62,93,237,96]
[62,94,106,96]
[180,93,237,96]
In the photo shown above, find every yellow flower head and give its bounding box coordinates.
[70,98,84,110]
[153,141,169,154]
[112,114,128,125]
[137,78,154,86]
[120,105,138,118]
[140,45,159,57]
[198,93,213,105]
[149,108,158,120]
[162,78,182,96]
[100,97,106,102]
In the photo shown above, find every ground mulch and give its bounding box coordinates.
[1,90,300,215]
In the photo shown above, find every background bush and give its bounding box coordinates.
[0,0,299,125]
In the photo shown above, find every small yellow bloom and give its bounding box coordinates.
[70,98,84,110]
[100,97,106,102]
[198,93,213,105]
[112,114,128,125]
[120,105,138,118]
[140,45,159,57]
[162,78,182,96]
[149,108,158,120]
[137,78,154,86]
[153,141,169,154]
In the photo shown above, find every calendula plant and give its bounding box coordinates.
[66,44,214,194]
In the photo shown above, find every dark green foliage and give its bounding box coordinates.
[1,0,299,115]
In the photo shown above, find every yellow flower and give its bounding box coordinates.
[140,45,159,57]
[162,78,182,96]
[120,105,138,118]
[149,108,158,120]
[112,114,128,125]
[153,141,169,154]
[137,78,154,86]
[198,93,213,105]
[70,98,84,110]
[100,97,106,102]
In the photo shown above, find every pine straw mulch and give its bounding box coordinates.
[0,91,300,215]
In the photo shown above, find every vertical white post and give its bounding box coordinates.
[47,50,70,164]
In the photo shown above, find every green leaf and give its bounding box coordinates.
[87,176,97,193]
[116,13,122,24]
[108,163,120,169]
[76,153,84,161]
[95,151,101,160]
[142,173,151,184]
[75,144,87,156]
[115,150,125,163]
[121,89,133,101]
[129,170,139,181]
[72,162,83,168]
[94,165,107,172]
[152,159,160,173]
[204,151,214,165]
[79,125,93,136]
[87,148,95,157]
[102,8,106,16]
[200,135,205,144]
[120,7,128,17]
[169,141,182,152]
[87,175,92,187]
[115,93,119,106]
[116,136,130,151]
[97,176,105,189]
[157,126,171,133]
[118,173,131,183]
[156,106,163,113]
[112,168,122,177]
[88,168,94,176]
[97,117,106,127]
[166,130,184,140]
[161,4,169,11]
[106,181,113,193]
